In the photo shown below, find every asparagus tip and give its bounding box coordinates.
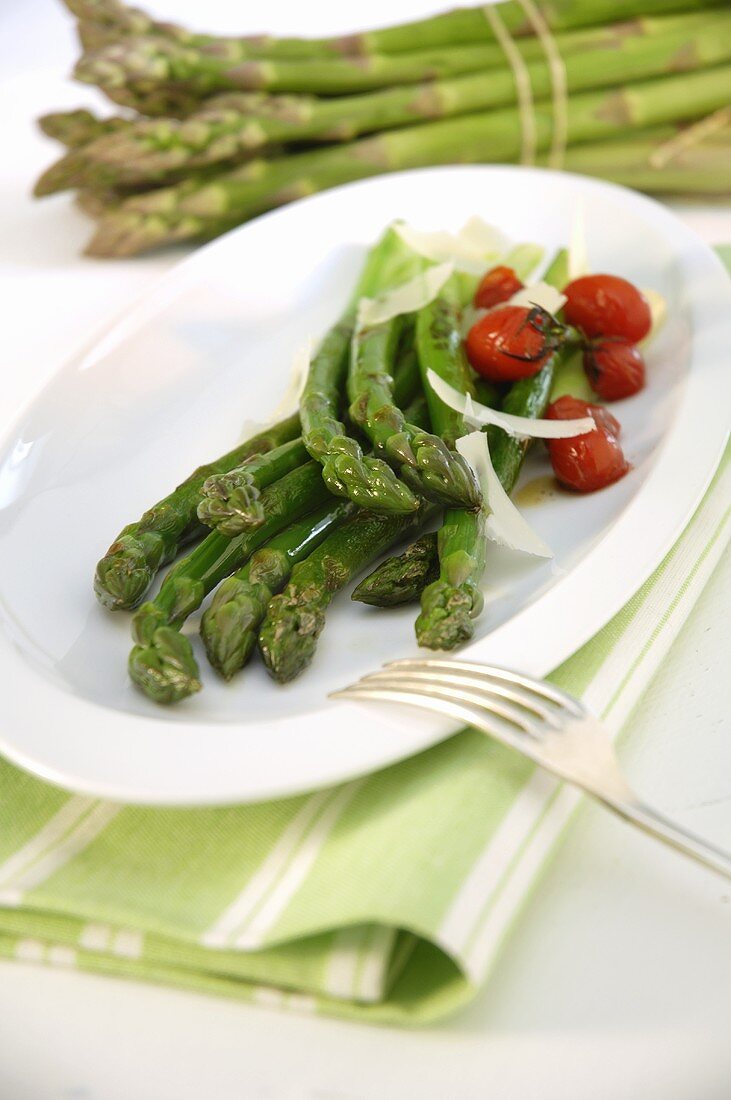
[321,450,420,515]
[351,532,439,607]
[258,592,323,683]
[197,471,265,535]
[94,539,155,610]
[200,577,263,680]
[128,627,202,705]
[415,579,479,651]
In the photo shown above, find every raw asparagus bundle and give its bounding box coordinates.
[75,63,731,257]
[38,11,731,195]
[73,11,731,101]
[68,0,727,66]
[35,0,731,252]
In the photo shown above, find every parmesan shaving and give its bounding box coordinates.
[456,431,552,558]
[426,370,595,439]
[568,203,588,280]
[460,304,489,338]
[394,217,508,275]
[507,281,567,315]
[267,337,313,421]
[357,262,454,329]
[642,287,667,343]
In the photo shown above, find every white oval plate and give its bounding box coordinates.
[0,166,728,805]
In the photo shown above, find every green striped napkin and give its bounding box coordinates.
[0,270,729,1027]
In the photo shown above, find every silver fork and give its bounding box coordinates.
[331,657,731,880]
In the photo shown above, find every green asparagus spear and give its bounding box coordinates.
[300,227,446,516]
[348,305,480,509]
[202,390,429,679]
[182,278,426,543]
[67,0,728,61]
[197,437,309,536]
[415,508,487,649]
[201,498,355,679]
[129,460,329,703]
[94,412,299,611]
[413,264,486,649]
[84,65,731,256]
[258,505,430,683]
[38,108,128,147]
[75,10,731,99]
[415,250,570,647]
[62,11,731,191]
[351,532,439,607]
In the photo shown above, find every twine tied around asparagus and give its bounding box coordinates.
[649,105,731,168]
[482,0,569,169]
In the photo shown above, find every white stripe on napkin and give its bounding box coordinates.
[324,926,370,999]
[203,780,362,950]
[233,781,363,949]
[436,770,555,954]
[0,798,119,906]
[356,925,396,1003]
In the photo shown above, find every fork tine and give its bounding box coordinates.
[363,667,557,724]
[330,685,537,757]
[383,658,584,717]
[344,674,544,738]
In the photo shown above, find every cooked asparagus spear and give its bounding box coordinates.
[197,437,309,536]
[201,499,355,679]
[203,390,430,680]
[258,505,430,683]
[349,301,480,509]
[94,412,299,610]
[129,460,329,703]
[351,532,439,607]
[413,278,484,649]
[300,227,446,515]
[415,250,570,647]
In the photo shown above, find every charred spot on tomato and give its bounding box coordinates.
[583,338,645,401]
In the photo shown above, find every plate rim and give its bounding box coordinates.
[0,163,729,805]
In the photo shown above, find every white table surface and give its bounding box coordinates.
[1,2,730,1097]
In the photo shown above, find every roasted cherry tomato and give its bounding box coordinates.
[465,305,562,382]
[564,274,652,342]
[546,396,630,493]
[583,338,645,401]
[474,265,523,310]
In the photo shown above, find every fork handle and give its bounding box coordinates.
[600,795,731,881]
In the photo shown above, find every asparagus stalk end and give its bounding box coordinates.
[351,531,438,606]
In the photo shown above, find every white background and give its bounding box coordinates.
[1,2,730,1097]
